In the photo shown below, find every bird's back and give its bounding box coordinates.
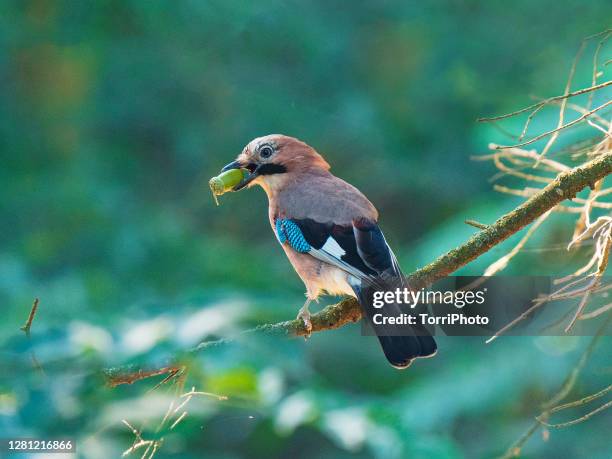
[275,170,378,224]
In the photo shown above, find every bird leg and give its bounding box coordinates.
[297,298,313,337]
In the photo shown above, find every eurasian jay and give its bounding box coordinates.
[221,134,437,368]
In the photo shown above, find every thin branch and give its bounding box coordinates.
[518,104,544,141]
[536,41,586,162]
[544,317,609,412]
[493,156,553,183]
[587,32,610,110]
[19,297,45,376]
[170,411,188,430]
[21,298,40,337]
[483,210,551,276]
[493,100,612,150]
[106,366,184,388]
[547,384,612,414]
[566,224,612,330]
[557,101,611,128]
[473,148,571,172]
[498,421,543,459]
[573,179,604,242]
[180,389,228,401]
[478,81,612,122]
[537,400,612,428]
[579,301,612,319]
[465,219,489,230]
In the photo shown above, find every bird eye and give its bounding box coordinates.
[259,145,274,159]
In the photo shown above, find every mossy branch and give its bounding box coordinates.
[268,151,612,337]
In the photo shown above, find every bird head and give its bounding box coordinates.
[221,134,330,193]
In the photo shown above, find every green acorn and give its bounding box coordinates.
[209,168,249,205]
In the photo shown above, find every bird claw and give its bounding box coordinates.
[297,309,312,338]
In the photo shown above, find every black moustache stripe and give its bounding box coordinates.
[257,163,287,175]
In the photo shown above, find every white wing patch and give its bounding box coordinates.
[309,248,368,282]
[321,236,346,258]
[310,237,381,287]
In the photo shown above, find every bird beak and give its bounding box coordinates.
[221,160,259,191]
[221,160,243,172]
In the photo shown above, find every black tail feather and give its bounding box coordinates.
[353,281,437,369]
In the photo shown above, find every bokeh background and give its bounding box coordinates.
[1,1,611,458]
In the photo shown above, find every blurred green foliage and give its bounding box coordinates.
[0,1,611,458]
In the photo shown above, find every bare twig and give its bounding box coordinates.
[493,100,612,150]
[180,389,228,401]
[478,81,612,122]
[546,384,612,415]
[580,301,612,319]
[107,366,184,388]
[556,101,611,129]
[493,156,552,183]
[169,411,188,430]
[587,32,611,110]
[473,147,570,172]
[537,400,612,428]
[20,298,40,337]
[465,219,489,229]
[518,104,544,141]
[483,211,551,277]
[572,180,603,241]
[565,222,612,330]
[536,41,587,163]
[121,420,162,458]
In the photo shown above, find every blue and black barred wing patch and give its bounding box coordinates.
[275,219,311,253]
